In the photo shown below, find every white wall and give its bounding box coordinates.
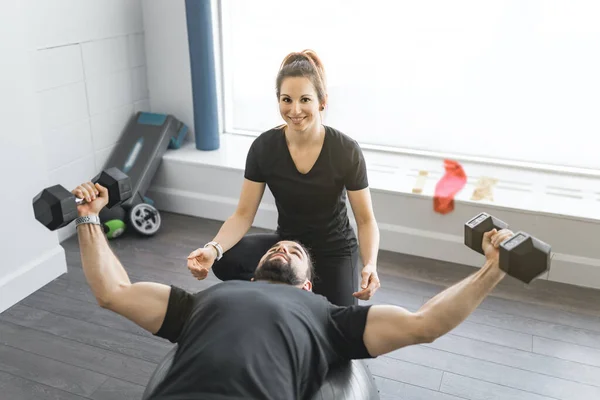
[34,0,150,241]
[0,0,149,313]
[0,1,66,313]
[142,0,196,139]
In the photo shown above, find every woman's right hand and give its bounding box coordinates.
[187,247,217,280]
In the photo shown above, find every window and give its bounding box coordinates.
[219,0,600,171]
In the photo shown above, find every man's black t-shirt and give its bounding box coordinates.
[245,126,369,254]
[148,281,373,400]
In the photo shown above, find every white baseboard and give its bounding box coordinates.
[147,186,278,229]
[0,246,67,314]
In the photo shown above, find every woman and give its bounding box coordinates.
[187,50,380,306]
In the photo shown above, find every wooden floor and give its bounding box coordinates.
[2,212,600,400]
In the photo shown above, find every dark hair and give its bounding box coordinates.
[276,49,327,106]
[293,240,316,282]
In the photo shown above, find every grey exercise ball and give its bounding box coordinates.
[142,345,380,400]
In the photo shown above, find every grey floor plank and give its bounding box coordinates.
[372,272,444,299]
[360,286,427,311]
[466,307,600,350]
[376,244,600,318]
[0,371,88,400]
[65,211,600,317]
[0,304,173,364]
[63,248,218,292]
[90,377,146,400]
[373,375,467,400]
[4,212,600,399]
[40,269,102,304]
[423,293,600,337]
[389,344,600,400]
[533,336,600,368]
[0,344,108,397]
[20,289,150,337]
[0,321,156,386]
[366,356,442,391]
[440,372,557,400]
[41,262,215,307]
[366,291,534,351]
[477,296,600,334]
[444,321,533,351]
[425,334,600,387]
[64,241,189,274]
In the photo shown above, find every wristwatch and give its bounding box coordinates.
[204,241,223,261]
[75,215,101,227]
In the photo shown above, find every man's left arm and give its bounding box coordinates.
[361,229,511,357]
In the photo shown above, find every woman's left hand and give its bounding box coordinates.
[353,264,381,300]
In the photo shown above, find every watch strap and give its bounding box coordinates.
[204,241,223,261]
[75,215,101,227]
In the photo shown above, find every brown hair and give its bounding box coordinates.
[276,49,327,107]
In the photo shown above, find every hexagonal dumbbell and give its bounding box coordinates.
[33,167,132,231]
[464,212,552,283]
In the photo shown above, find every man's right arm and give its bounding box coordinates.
[73,181,174,335]
[362,229,510,357]
[77,222,172,334]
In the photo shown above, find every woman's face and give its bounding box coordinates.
[278,76,323,134]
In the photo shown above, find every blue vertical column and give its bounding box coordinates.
[186,0,219,150]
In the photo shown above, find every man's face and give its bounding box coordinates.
[254,241,311,288]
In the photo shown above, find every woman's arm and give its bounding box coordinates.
[187,179,266,279]
[211,178,266,252]
[347,187,381,300]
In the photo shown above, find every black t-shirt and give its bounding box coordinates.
[245,126,369,254]
[148,281,373,400]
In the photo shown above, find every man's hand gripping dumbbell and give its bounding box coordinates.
[465,212,552,283]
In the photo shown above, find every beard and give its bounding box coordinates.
[254,255,304,286]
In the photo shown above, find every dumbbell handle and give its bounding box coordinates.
[74,197,90,206]
[464,212,509,255]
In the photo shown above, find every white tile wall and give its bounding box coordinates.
[128,33,146,68]
[134,99,151,113]
[90,104,134,151]
[43,119,93,171]
[34,0,144,50]
[86,69,134,116]
[131,66,149,101]
[81,36,129,78]
[33,0,149,243]
[47,155,99,201]
[35,45,84,91]
[95,143,119,171]
[38,82,89,129]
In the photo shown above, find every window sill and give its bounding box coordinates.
[165,133,600,224]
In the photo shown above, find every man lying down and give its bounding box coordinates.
[72,181,513,400]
